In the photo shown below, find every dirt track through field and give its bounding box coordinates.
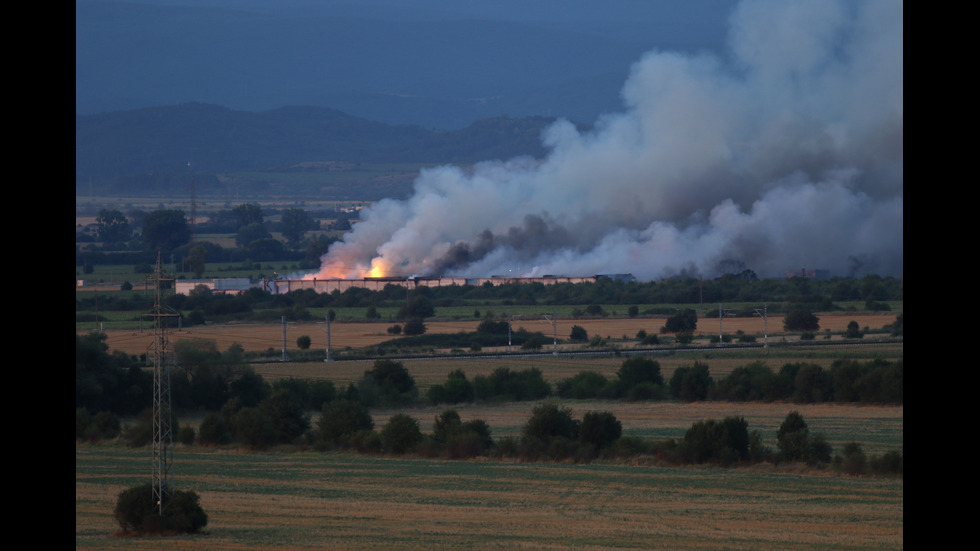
[93,313,898,356]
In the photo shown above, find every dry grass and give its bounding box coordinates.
[93,313,899,356]
[77,439,904,550]
[78,314,902,549]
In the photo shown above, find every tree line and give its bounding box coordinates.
[77,332,902,478]
[76,271,902,334]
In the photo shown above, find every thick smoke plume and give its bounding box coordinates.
[308,0,902,281]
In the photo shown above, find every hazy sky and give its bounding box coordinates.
[76,0,732,127]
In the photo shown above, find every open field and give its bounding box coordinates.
[78,317,902,549]
[77,409,903,551]
[91,313,899,357]
[79,311,902,549]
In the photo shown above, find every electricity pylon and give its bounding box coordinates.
[143,252,181,514]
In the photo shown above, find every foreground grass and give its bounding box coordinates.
[77,445,902,551]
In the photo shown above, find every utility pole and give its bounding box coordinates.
[754,304,769,348]
[325,313,333,362]
[143,251,181,515]
[718,303,733,343]
[544,308,558,355]
[507,310,512,353]
[281,316,288,362]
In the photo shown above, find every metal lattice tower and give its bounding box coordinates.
[144,252,181,514]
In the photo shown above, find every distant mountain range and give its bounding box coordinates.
[75,102,569,198]
[77,1,732,200]
[76,0,730,128]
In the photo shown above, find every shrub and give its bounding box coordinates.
[317,399,374,449]
[844,321,863,339]
[427,369,475,405]
[784,310,820,331]
[349,429,383,454]
[198,412,233,445]
[78,409,122,441]
[258,388,311,444]
[113,483,208,535]
[569,325,588,342]
[521,336,543,350]
[380,413,423,454]
[233,407,277,449]
[682,416,749,466]
[626,381,664,401]
[579,411,622,454]
[402,317,427,336]
[775,411,831,464]
[616,356,663,390]
[76,408,92,440]
[431,410,493,458]
[359,359,418,406]
[477,319,509,334]
[663,309,697,333]
[473,367,551,401]
[870,449,903,476]
[177,426,195,446]
[556,371,609,399]
[793,364,832,403]
[523,403,579,447]
[296,335,312,349]
[669,362,712,402]
[776,411,809,461]
[834,442,867,475]
[714,361,774,402]
[674,332,694,344]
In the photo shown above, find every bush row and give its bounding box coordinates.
[80,400,902,480]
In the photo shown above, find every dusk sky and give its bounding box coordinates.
[77,0,903,281]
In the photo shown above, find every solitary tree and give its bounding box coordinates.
[184,244,208,278]
[663,309,698,333]
[845,320,863,338]
[783,310,820,332]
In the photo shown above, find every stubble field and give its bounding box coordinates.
[78,313,902,549]
[95,313,898,356]
[77,399,904,550]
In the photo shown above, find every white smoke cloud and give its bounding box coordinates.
[310,0,902,281]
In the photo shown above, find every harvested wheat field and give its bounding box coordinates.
[94,313,899,356]
[76,441,903,551]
